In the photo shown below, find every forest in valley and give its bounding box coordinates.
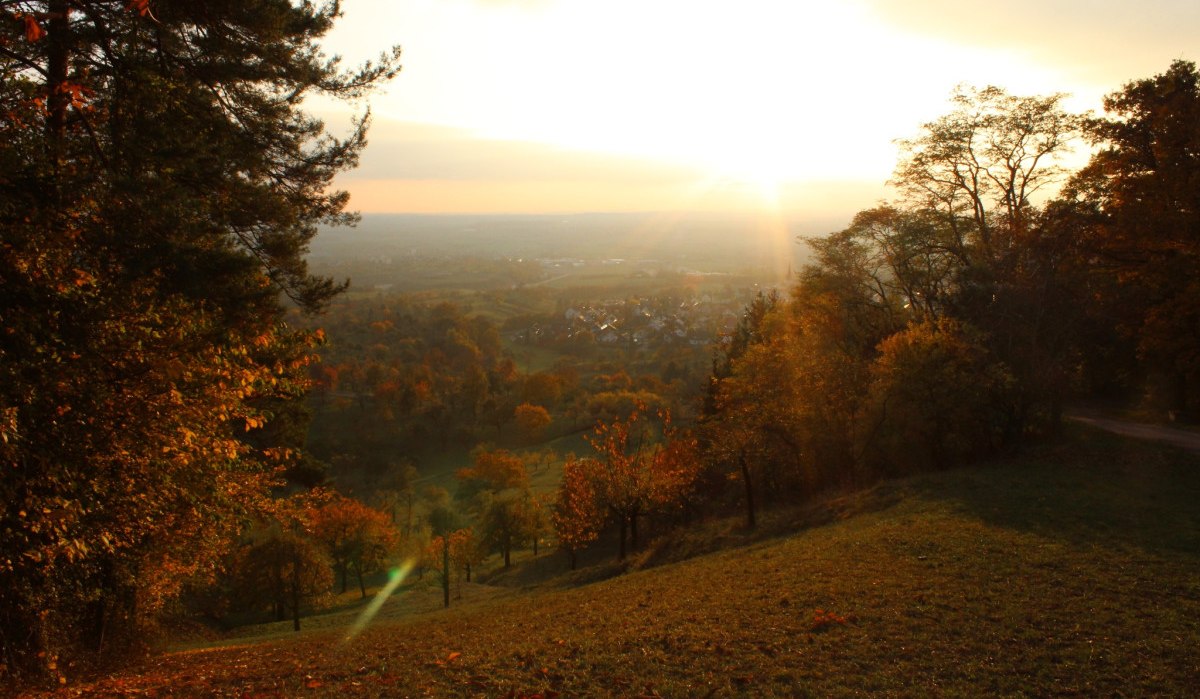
[2,1,1199,692]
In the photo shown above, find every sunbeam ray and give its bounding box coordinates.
[343,560,415,643]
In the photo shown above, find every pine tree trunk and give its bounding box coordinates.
[45,1,71,149]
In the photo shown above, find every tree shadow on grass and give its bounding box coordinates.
[494,424,1200,594]
[905,424,1200,558]
[629,481,911,573]
[482,485,911,591]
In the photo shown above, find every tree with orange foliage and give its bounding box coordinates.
[457,447,530,495]
[422,527,482,605]
[228,492,336,632]
[553,457,604,570]
[455,447,539,569]
[477,491,537,569]
[231,524,333,631]
[309,495,399,599]
[581,407,700,560]
[525,491,554,556]
[514,402,552,443]
[425,505,462,608]
[521,372,564,407]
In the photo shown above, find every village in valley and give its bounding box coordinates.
[508,282,763,351]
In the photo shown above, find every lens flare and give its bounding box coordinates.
[342,560,414,643]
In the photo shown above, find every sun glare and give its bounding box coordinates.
[343,560,415,643]
[318,0,1107,216]
[700,134,793,208]
[443,1,893,188]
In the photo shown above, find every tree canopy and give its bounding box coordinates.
[0,0,398,680]
[1069,60,1200,416]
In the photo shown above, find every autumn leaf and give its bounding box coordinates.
[127,0,153,17]
[21,14,45,42]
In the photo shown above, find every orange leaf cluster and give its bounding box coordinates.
[422,528,480,572]
[457,448,529,492]
[19,13,45,42]
[127,0,153,17]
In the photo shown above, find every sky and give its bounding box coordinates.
[313,0,1200,228]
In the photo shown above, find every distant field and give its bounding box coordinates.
[34,426,1200,697]
[312,213,815,275]
[308,213,812,303]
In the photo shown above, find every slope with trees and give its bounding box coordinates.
[553,407,699,562]
[697,67,1200,523]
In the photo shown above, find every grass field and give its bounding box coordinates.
[30,425,1200,697]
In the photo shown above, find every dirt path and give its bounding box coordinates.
[1066,414,1200,453]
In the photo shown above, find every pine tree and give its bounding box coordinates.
[0,1,399,679]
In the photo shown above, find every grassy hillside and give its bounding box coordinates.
[32,426,1200,697]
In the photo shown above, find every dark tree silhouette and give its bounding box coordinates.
[1070,60,1200,419]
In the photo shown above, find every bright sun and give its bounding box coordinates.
[446,1,891,190]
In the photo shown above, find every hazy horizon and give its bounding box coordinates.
[314,211,823,280]
[312,0,1199,219]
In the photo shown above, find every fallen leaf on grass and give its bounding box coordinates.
[810,608,849,632]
